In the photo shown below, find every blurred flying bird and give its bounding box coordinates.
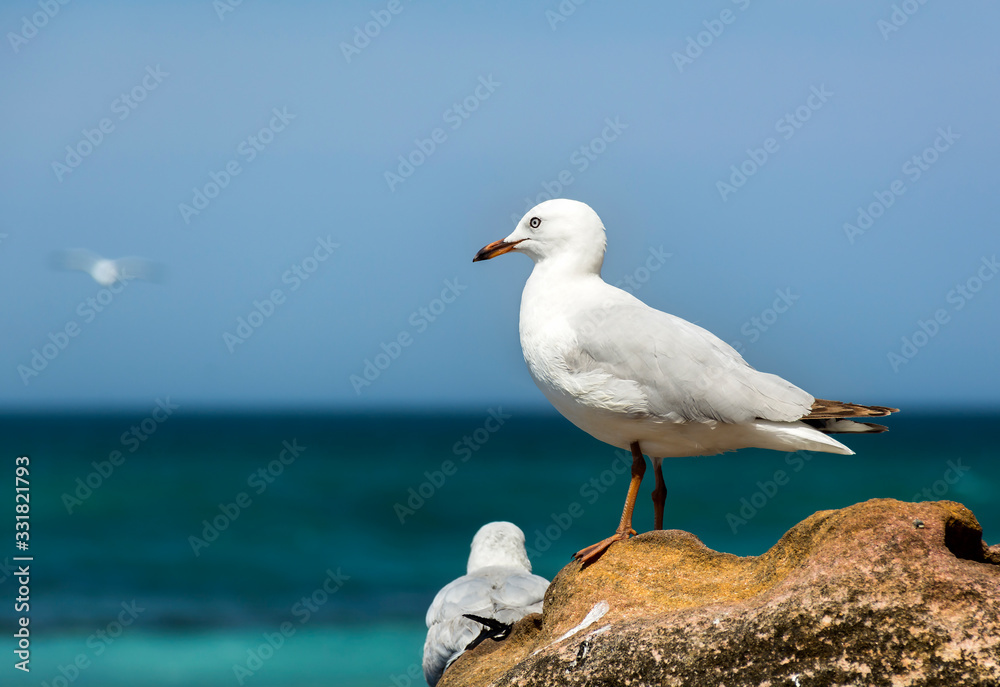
[51,248,163,285]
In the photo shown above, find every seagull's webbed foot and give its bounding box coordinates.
[463,614,513,650]
[572,527,636,566]
[573,441,647,567]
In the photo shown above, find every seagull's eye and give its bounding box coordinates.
[529,217,541,229]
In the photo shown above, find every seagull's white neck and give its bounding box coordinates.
[520,257,609,334]
[467,547,531,573]
[526,249,605,282]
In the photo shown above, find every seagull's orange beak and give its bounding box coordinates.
[473,238,526,262]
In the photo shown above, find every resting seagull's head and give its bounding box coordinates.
[474,199,606,274]
[466,521,532,574]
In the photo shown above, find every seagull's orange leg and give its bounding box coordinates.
[651,457,666,530]
[574,441,645,566]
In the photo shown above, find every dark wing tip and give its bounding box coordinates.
[807,399,899,420]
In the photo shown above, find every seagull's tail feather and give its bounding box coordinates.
[802,399,899,435]
[749,421,857,455]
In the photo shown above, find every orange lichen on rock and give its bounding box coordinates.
[439,499,1000,687]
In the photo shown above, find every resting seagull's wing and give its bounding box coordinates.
[423,568,547,686]
[565,292,814,424]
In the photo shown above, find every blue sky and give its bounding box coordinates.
[2,1,998,411]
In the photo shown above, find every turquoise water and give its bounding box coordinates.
[2,410,997,686]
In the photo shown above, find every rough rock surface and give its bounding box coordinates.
[437,499,1000,687]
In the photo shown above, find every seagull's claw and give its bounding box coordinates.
[572,528,635,567]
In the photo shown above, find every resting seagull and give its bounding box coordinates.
[423,522,549,686]
[473,199,897,565]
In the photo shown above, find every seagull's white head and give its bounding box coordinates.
[466,521,532,574]
[474,199,606,275]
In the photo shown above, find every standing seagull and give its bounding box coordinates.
[423,522,549,686]
[473,199,896,564]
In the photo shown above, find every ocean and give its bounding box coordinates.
[2,409,997,686]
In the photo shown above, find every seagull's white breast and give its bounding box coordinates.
[518,270,655,450]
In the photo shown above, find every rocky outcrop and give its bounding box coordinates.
[437,499,1000,687]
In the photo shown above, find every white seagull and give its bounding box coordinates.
[51,248,162,286]
[423,522,549,686]
[473,199,897,564]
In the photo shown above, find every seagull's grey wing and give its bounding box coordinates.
[568,296,813,423]
[113,256,164,282]
[50,248,101,274]
[423,569,549,685]
[424,575,494,685]
[425,575,494,627]
[488,570,548,623]
[423,613,479,686]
